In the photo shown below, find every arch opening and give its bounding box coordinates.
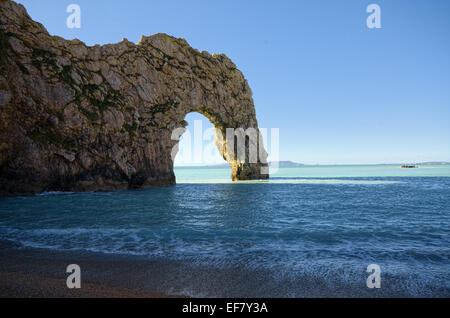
[173,113,230,182]
[171,110,269,182]
[174,112,228,167]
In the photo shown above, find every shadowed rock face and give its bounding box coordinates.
[0,0,268,196]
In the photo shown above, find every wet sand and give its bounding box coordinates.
[0,247,185,298]
[3,243,444,298]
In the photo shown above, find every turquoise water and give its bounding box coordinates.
[176,164,450,182]
[0,165,449,297]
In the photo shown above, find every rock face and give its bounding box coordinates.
[0,0,268,196]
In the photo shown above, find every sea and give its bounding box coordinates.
[0,164,449,297]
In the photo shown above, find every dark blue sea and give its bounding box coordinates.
[0,166,449,297]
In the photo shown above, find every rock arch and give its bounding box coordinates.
[0,0,268,196]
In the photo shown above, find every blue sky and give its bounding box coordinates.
[16,0,450,164]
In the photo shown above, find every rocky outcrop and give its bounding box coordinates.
[0,0,268,196]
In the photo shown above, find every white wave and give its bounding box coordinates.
[37,191,77,196]
[177,179,401,185]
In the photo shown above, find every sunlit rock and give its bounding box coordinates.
[0,0,268,196]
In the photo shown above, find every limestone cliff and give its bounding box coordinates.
[0,0,268,196]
